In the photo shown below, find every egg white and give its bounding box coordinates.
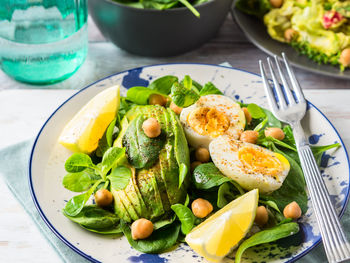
[209,135,290,194]
[180,95,245,149]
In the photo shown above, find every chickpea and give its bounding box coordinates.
[255,206,269,226]
[240,130,259,144]
[95,189,113,207]
[242,107,252,124]
[269,0,283,8]
[283,201,302,219]
[142,118,161,138]
[195,147,210,163]
[192,198,213,218]
[191,161,202,172]
[265,127,285,140]
[149,94,167,106]
[339,48,350,67]
[170,101,183,115]
[284,28,298,43]
[131,218,154,240]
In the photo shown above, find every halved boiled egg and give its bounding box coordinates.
[209,135,290,194]
[179,95,245,149]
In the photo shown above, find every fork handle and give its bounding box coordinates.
[292,122,350,263]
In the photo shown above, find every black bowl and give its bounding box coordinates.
[88,0,233,56]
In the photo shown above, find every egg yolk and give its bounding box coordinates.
[238,147,283,178]
[187,107,230,138]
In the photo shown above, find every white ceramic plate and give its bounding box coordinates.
[29,63,350,263]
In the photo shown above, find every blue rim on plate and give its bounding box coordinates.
[28,63,350,263]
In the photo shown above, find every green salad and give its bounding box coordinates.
[236,0,350,70]
[59,75,339,262]
[112,0,209,17]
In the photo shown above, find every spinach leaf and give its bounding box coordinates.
[148,75,178,95]
[259,200,281,213]
[192,80,203,91]
[171,204,196,234]
[217,183,236,208]
[126,86,166,105]
[106,118,118,148]
[81,225,122,235]
[253,117,268,132]
[263,109,282,128]
[235,223,299,263]
[63,205,119,230]
[311,143,340,166]
[170,82,200,107]
[65,153,96,173]
[269,136,297,151]
[153,215,176,230]
[247,103,266,119]
[62,171,92,192]
[111,0,202,17]
[184,194,190,207]
[100,147,126,178]
[123,114,165,169]
[121,220,181,253]
[199,82,223,96]
[235,0,271,18]
[178,163,188,189]
[108,166,132,191]
[142,1,177,10]
[63,179,103,217]
[282,125,295,147]
[193,163,231,190]
[182,75,193,90]
[178,0,200,17]
[96,118,118,157]
[193,0,209,5]
[259,136,297,152]
[118,97,135,120]
[230,180,245,195]
[261,143,308,213]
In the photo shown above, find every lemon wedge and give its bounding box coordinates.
[185,189,259,262]
[58,85,120,153]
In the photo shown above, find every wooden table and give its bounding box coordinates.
[0,16,349,263]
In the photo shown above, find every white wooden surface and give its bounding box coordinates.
[1,15,350,263]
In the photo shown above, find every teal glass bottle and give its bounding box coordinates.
[0,0,88,84]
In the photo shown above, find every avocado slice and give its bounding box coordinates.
[123,114,165,169]
[157,109,180,206]
[168,108,190,170]
[111,188,132,222]
[126,167,150,219]
[153,158,171,212]
[137,166,165,219]
[168,108,190,191]
[117,188,139,221]
[126,105,172,211]
[150,107,172,211]
[118,105,190,221]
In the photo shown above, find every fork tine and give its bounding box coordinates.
[273,55,296,105]
[267,57,287,109]
[282,53,306,103]
[259,60,279,114]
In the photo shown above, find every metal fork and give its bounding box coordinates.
[259,53,350,263]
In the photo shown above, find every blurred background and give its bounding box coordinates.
[2,12,349,90]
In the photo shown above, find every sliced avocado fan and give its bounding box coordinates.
[111,105,190,222]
